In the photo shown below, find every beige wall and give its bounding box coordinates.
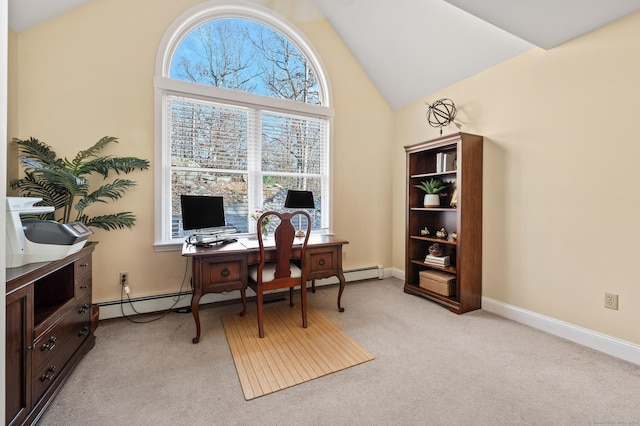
[6,28,18,193]
[394,12,640,345]
[11,0,394,303]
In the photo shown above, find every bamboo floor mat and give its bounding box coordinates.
[222,305,374,400]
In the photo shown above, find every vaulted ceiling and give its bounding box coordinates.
[9,0,640,109]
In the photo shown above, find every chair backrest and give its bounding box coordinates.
[255,210,311,284]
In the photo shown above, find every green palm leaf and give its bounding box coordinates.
[9,172,69,211]
[11,137,59,166]
[20,158,87,192]
[83,157,150,178]
[79,212,137,230]
[10,136,148,231]
[75,179,137,213]
[65,136,119,174]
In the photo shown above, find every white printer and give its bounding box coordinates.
[6,197,93,268]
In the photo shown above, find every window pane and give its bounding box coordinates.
[261,111,324,174]
[170,18,321,105]
[262,176,321,230]
[169,96,248,170]
[172,170,249,237]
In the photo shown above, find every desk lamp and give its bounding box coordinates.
[284,190,315,237]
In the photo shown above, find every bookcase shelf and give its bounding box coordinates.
[410,259,457,274]
[404,132,483,314]
[410,171,458,179]
[410,236,457,246]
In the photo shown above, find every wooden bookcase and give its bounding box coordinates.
[404,132,483,313]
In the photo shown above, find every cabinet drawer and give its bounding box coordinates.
[306,248,338,278]
[199,256,247,293]
[75,275,91,302]
[74,254,92,281]
[32,330,82,403]
[33,295,92,369]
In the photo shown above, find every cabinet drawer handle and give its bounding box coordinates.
[78,325,90,337]
[41,336,57,351]
[79,263,89,268]
[80,284,89,289]
[78,304,90,314]
[41,365,56,382]
[318,258,326,266]
[221,267,230,277]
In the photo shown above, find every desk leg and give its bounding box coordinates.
[337,270,346,313]
[191,292,202,344]
[239,288,247,316]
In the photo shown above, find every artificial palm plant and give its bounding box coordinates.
[10,136,150,231]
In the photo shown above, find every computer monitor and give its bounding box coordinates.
[180,195,226,232]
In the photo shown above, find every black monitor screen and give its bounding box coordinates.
[180,195,225,231]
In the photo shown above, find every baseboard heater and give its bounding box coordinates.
[98,265,384,320]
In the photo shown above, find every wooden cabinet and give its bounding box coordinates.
[404,133,483,313]
[5,243,96,426]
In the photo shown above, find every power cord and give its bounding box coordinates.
[119,257,192,323]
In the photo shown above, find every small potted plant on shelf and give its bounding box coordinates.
[415,178,448,207]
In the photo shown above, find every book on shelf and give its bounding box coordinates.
[436,153,456,173]
[425,260,450,268]
[443,153,456,172]
[436,152,444,173]
[424,254,450,266]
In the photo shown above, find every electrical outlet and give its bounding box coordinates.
[604,292,618,310]
[120,272,129,287]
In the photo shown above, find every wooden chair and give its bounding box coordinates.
[248,210,311,338]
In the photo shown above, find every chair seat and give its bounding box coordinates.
[249,262,301,283]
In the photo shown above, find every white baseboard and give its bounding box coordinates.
[98,265,386,320]
[391,269,639,365]
[99,268,639,365]
[482,297,640,366]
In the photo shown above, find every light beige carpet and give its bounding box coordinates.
[222,305,374,400]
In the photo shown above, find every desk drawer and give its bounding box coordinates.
[198,255,247,294]
[306,248,339,279]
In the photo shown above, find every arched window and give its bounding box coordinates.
[154,1,333,247]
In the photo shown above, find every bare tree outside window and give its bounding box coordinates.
[171,18,320,103]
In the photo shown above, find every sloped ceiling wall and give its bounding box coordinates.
[9,0,640,109]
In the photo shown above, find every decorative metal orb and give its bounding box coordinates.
[426,98,457,131]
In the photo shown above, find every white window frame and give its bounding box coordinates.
[153,0,334,250]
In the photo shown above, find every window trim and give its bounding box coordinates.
[153,0,334,250]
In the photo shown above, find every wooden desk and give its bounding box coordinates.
[182,234,349,343]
